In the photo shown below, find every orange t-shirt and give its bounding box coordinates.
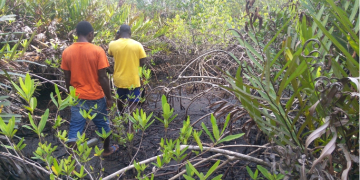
[61,42,109,100]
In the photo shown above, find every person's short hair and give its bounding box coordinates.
[118,24,131,35]
[76,21,94,36]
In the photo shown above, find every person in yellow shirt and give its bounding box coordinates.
[108,24,147,114]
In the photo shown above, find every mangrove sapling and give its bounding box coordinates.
[183,160,222,180]
[32,142,58,174]
[134,160,155,180]
[73,166,87,179]
[173,140,189,163]
[246,166,259,180]
[95,128,112,141]
[172,139,189,176]
[94,127,112,175]
[50,84,77,112]
[0,74,83,179]
[201,114,244,146]
[127,108,155,156]
[10,73,36,106]
[0,116,24,157]
[10,73,39,121]
[151,138,174,172]
[23,109,49,142]
[74,134,94,161]
[79,107,98,133]
[111,115,128,145]
[51,158,63,178]
[0,116,17,139]
[155,95,178,137]
[118,108,154,179]
[179,116,193,144]
[128,108,155,132]
[57,155,76,177]
[126,131,135,165]
[56,130,96,180]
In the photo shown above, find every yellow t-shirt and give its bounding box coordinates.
[108,38,147,88]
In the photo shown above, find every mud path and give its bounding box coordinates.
[2,78,266,180]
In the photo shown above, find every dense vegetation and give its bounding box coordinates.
[0,0,358,179]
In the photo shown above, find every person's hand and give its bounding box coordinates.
[106,98,113,110]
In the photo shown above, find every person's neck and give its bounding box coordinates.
[120,35,131,39]
[77,36,89,43]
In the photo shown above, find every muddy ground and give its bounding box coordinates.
[1,80,267,180]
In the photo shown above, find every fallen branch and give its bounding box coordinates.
[102,144,270,180]
[181,145,271,167]
[102,154,164,180]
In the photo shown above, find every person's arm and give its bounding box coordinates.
[108,42,113,57]
[140,58,147,67]
[139,43,147,67]
[98,68,113,108]
[98,47,112,108]
[64,70,71,93]
[61,51,71,93]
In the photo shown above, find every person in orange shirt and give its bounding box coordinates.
[61,21,118,156]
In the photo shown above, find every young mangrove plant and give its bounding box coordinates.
[201,114,244,146]
[156,95,178,137]
[183,160,222,180]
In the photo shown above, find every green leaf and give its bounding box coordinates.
[187,161,201,177]
[210,114,220,141]
[9,39,21,61]
[354,14,360,32]
[254,169,258,179]
[161,95,167,107]
[221,113,231,136]
[155,116,164,123]
[257,165,273,180]
[311,14,358,76]
[276,174,285,180]
[276,59,307,104]
[193,131,203,151]
[264,17,292,52]
[212,174,223,180]
[0,0,6,9]
[246,166,254,179]
[183,174,196,180]
[145,119,155,130]
[11,81,26,101]
[22,125,35,131]
[201,122,215,143]
[29,97,37,113]
[2,144,14,150]
[28,113,37,130]
[38,109,49,134]
[312,5,325,34]
[156,156,162,167]
[205,160,221,178]
[50,92,58,108]
[217,133,244,144]
[349,0,358,22]
[95,130,102,137]
[186,163,193,176]
[0,116,8,136]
